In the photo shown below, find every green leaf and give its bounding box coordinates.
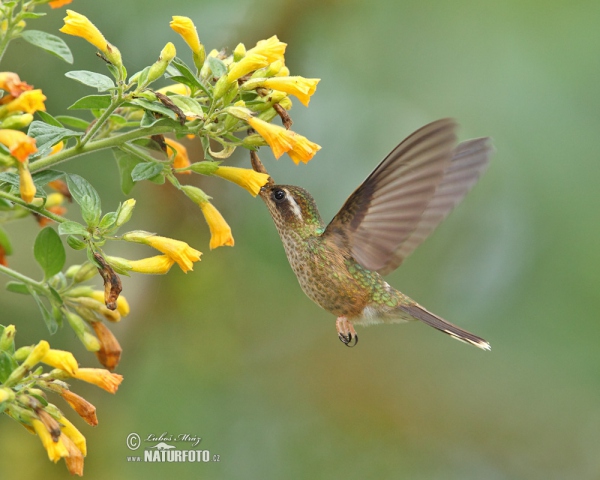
[0,226,12,255]
[170,95,205,118]
[21,30,73,64]
[21,12,46,19]
[31,170,64,187]
[114,149,142,194]
[27,121,82,152]
[68,95,112,110]
[132,98,178,120]
[131,162,164,182]
[5,281,29,295]
[65,70,115,92]
[66,174,102,226]
[34,227,66,279]
[36,110,62,128]
[99,211,117,230]
[66,235,87,250]
[167,58,202,89]
[0,172,18,186]
[55,115,90,130]
[207,56,227,78]
[58,221,88,236]
[0,351,17,383]
[29,287,57,334]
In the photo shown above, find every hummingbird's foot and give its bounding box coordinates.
[336,317,358,347]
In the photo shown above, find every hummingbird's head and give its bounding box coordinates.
[259,184,324,236]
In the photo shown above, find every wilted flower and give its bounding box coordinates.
[57,414,87,456]
[0,72,33,99]
[60,390,97,426]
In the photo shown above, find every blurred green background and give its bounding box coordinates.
[1,0,600,478]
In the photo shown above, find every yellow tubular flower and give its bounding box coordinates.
[4,89,46,113]
[227,53,270,83]
[246,117,321,163]
[31,419,69,463]
[89,291,129,316]
[22,340,50,369]
[198,201,234,249]
[0,72,32,98]
[60,10,122,66]
[164,138,191,173]
[260,76,320,107]
[18,163,36,203]
[170,16,201,54]
[41,349,79,376]
[72,368,123,394]
[213,166,270,197]
[156,83,190,96]
[58,414,87,456]
[246,35,287,63]
[0,129,37,162]
[49,0,73,8]
[51,141,64,155]
[127,255,175,274]
[123,231,202,273]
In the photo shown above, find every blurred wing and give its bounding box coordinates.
[323,118,458,273]
[380,137,494,274]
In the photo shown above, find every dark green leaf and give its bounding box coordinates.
[34,227,66,279]
[0,351,17,383]
[31,170,64,187]
[48,286,63,306]
[170,95,205,118]
[132,98,178,120]
[21,30,73,64]
[65,70,115,92]
[58,221,88,236]
[5,281,29,295]
[66,174,102,226]
[36,110,62,128]
[66,235,87,250]
[0,172,18,186]
[30,392,49,407]
[0,226,12,255]
[27,121,82,152]
[207,56,227,78]
[55,115,90,129]
[68,95,112,110]
[131,162,164,182]
[167,58,202,89]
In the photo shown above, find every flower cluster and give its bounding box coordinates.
[0,325,123,475]
[0,3,323,475]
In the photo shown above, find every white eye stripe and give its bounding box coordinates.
[283,188,303,221]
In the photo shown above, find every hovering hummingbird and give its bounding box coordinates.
[258,118,493,350]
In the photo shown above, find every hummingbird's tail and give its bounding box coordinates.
[400,304,491,351]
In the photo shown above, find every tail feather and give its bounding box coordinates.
[400,304,491,351]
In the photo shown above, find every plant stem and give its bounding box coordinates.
[29,125,174,173]
[119,142,166,164]
[79,95,124,147]
[0,263,43,289]
[0,190,68,223]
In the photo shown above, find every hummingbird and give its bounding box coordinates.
[258,118,493,350]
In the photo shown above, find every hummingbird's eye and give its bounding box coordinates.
[273,189,286,203]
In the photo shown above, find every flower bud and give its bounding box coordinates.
[146,42,176,85]
[0,324,16,352]
[115,198,136,227]
[233,43,246,61]
[0,113,33,130]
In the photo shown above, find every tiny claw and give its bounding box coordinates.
[336,316,359,348]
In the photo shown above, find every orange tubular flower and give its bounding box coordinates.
[213,166,270,197]
[0,72,33,99]
[49,0,73,9]
[0,129,37,162]
[72,368,123,394]
[60,390,98,426]
[61,434,84,476]
[246,117,321,163]
[4,89,46,114]
[164,138,191,173]
[198,201,234,249]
